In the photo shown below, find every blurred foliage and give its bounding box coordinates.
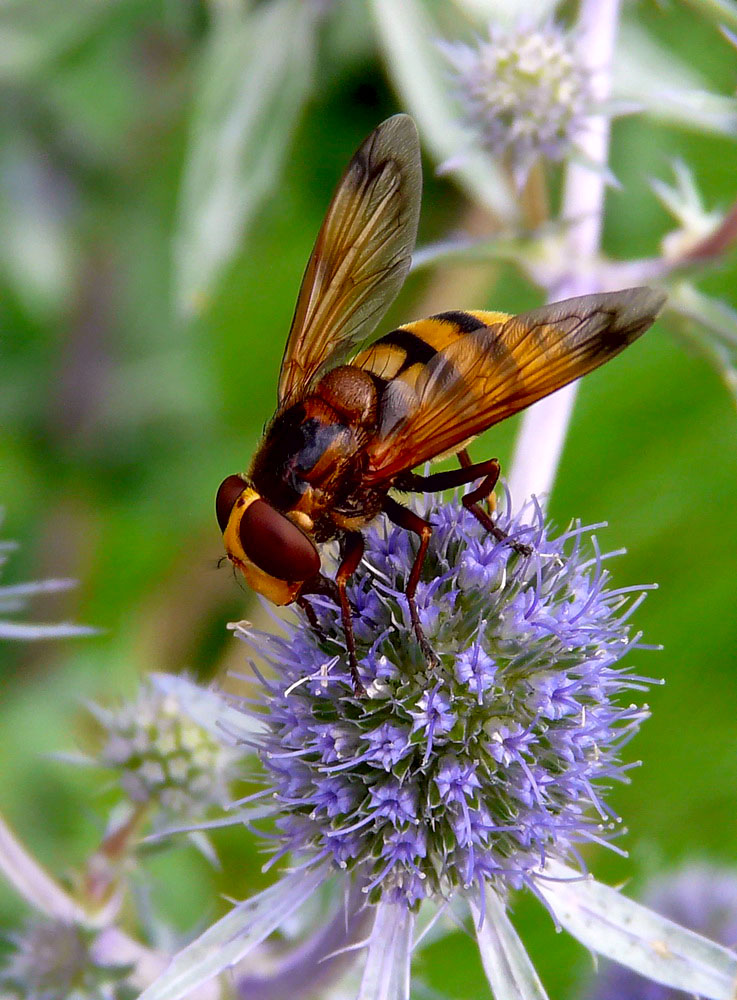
[0,1,736,998]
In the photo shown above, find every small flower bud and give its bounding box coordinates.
[443,22,593,185]
[95,681,238,816]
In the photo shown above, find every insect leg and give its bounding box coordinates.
[299,567,365,696]
[382,495,439,670]
[336,532,367,697]
[458,447,496,514]
[296,594,323,635]
[397,459,531,557]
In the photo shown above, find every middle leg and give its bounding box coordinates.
[457,447,496,515]
[396,458,531,556]
[382,495,439,669]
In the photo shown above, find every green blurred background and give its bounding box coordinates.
[0,1,736,996]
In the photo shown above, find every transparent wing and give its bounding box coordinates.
[277,114,422,406]
[365,287,666,482]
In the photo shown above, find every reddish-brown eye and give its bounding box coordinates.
[216,475,247,533]
[240,500,320,582]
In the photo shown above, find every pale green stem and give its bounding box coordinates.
[508,0,621,508]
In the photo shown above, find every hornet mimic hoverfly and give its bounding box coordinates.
[216,114,665,695]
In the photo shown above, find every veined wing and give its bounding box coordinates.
[364,287,666,482]
[277,115,422,407]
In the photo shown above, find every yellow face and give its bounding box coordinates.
[216,475,320,607]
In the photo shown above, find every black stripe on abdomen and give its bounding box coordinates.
[378,329,437,370]
[430,310,488,333]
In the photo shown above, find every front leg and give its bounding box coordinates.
[300,557,366,697]
[296,593,324,636]
[336,532,366,696]
[382,495,439,669]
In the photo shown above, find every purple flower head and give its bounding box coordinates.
[95,680,239,816]
[0,916,134,999]
[233,492,654,911]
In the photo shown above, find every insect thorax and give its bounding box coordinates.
[249,376,380,539]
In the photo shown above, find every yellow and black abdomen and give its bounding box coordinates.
[352,309,510,435]
[352,310,510,388]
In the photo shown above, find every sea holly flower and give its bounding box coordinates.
[91,678,241,819]
[442,21,594,186]
[138,493,737,1000]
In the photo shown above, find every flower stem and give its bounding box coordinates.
[84,802,149,905]
[508,0,621,508]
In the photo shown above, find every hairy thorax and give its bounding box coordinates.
[249,366,384,542]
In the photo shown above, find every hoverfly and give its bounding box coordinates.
[216,114,665,696]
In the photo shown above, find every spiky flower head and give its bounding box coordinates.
[94,679,239,816]
[233,493,652,910]
[443,22,592,185]
[0,916,134,1000]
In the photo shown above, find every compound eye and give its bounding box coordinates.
[216,475,247,533]
[239,500,320,582]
